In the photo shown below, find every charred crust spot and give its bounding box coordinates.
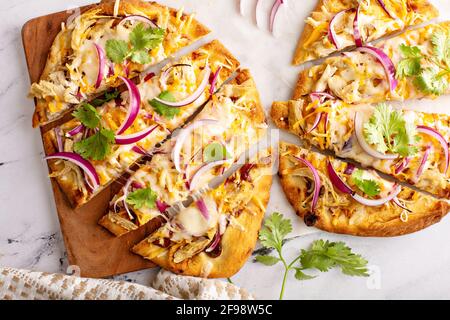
[304,212,318,227]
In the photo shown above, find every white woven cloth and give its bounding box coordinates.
[0,267,254,300]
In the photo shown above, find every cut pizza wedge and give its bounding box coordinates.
[294,22,450,104]
[293,0,438,65]
[271,98,450,198]
[131,148,273,278]
[278,142,449,237]
[43,41,239,208]
[29,0,210,127]
[99,69,268,236]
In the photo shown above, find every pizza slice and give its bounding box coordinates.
[29,0,210,127]
[278,142,449,237]
[271,97,450,198]
[294,22,450,104]
[43,41,239,208]
[131,148,272,278]
[98,69,268,236]
[293,0,438,64]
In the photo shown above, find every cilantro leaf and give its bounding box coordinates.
[91,90,120,107]
[258,212,292,252]
[300,240,369,277]
[397,44,422,78]
[255,255,280,266]
[126,187,157,209]
[105,39,129,64]
[363,104,419,157]
[294,268,316,281]
[74,129,115,161]
[415,66,449,95]
[130,23,165,51]
[149,91,180,119]
[203,142,230,162]
[431,29,450,64]
[351,169,380,197]
[130,50,152,64]
[72,103,101,129]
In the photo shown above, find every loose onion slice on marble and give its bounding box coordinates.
[269,0,284,33]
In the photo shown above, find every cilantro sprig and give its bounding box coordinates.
[149,91,180,119]
[126,187,157,209]
[363,104,419,157]
[397,30,450,95]
[72,103,115,161]
[91,90,120,107]
[106,23,165,65]
[256,213,369,300]
[351,169,380,197]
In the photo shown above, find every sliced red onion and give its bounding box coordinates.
[205,230,221,253]
[354,112,398,160]
[344,163,356,175]
[66,124,84,137]
[116,76,141,135]
[309,92,335,101]
[131,145,149,156]
[131,181,144,189]
[328,9,353,49]
[415,145,431,181]
[94,43,106,89]
[392,197,412,213]
[189,160,229,191]
[327,160,353,195]
[293,156,321,212]
[54,127,63,152]
[353,4,363,47]
[118,15,158,28]
[155,66,211,107]
[160,64,192,89]
[115,125,158,145]
[209,66,222,95]
[306,113,323,134]
[196,198,210,220]
[156,200,170,213]
[356,46,398,92]
[394,157,411,175]
[123,179,134,220]
[377,0,397,19]
[417,125,449,174]
[172,119,220,172]
[45,152,100,191]
[352,184,401,207]
[107,63,115,77]
[269,0,284,33]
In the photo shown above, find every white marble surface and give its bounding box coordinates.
[1,0,450,300]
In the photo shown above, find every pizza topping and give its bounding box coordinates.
[416,125,449,174]
[149,91,180,119]
[350,169,381,197]
[72,103,101,129]
[189,160,229,191]
[356,46,398,92]
[196,199,211,221]
[415,144,431,182]
[118,15,159,29]
[126,187,157,210]
[376,0,397,19]
[66,124,85,137]
[45,152,100,191]
[74,128,116,161]
[293,156,321,212]
[174,198,219,237]
[116,76,141,135]
[115,124,158,145]
[93,43,106,89]
[392,197,412,213]
[394,156,411,174]
[328,9,354,49]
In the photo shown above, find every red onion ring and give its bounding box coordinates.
[306,113,323,134]
[353,4,363,47]
[354,111,398,160]
[116,76,141,135]
[131,145,149,156]
[356,46,398,92]
[293,156,322,212]
[309,92,336,101]
[54,127,63,152]
[415,145,431,181]
[326,160,354,195]
[352,184,401,207]
[123,178,134,220]
[115,125,158,145]
[269,0,284,33]
[209,66,222,95]
[394,157,411,174]
[417,125,449,174]
[205,230,221,253]
[196,198,210,221]
[344,163,356,175]
[45,152,100,191]
[159,64,192,89]
[156,200,170,213]
[328,9,354,49]
[392,197,412,213]
[94,43,106,89]
[66,125,85,137]
[376,0,397,19]
[118,15,158,28]
[189,160,229,191]
[155,66,211,108]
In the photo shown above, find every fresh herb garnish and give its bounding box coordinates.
[74,128,115,161]
[126,187,157,209]
[91,90,120,107]
[351,169,380,197]
[203,142,230,162]
[396,30,450,95]
[106,23,165,64]
[72,103,101,129]
[363,104,419,157]
[149,91,180,119]
[256,213,369,300]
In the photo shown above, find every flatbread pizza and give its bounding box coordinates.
[271,97,450,198]
[293,0,438,65]
[278,142,449,237]
[29,0,210,127]
[44,41,239,208]
[294,22,450,104]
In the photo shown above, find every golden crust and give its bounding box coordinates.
[278,142,449,237]
[270,101,290,130]
[32,0,211,127]
[292,0,439,65]
[293,68,316,99]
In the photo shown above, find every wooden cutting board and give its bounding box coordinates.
[21,3,158,278]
